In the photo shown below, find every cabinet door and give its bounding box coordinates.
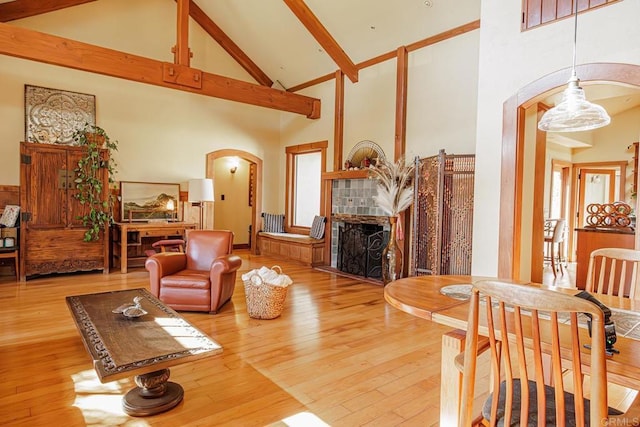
[20,142,68,229]
[20,142,109,280]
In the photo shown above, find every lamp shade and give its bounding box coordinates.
[188,178,214,202]
[538,77,611,132]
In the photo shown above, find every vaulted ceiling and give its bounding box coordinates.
[195,0,480,90]
[0,0,481,116]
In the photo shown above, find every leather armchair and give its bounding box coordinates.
[145,230,242,313]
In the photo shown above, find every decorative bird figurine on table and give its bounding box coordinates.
[112,296,148,318]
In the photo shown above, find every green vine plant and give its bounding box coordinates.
[72,123,118,242]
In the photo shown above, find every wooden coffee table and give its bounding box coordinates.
[66,288,222,416]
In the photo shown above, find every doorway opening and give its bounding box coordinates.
[499,63,640,282]
[206,149,262,254]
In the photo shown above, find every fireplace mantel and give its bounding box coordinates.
[322,169,370,180]
[332,213,389,225]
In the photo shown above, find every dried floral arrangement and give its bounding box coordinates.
[369,157,415,216]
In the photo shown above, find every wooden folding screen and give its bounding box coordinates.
[412,150,475,276]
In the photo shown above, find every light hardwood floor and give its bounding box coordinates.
[0,250,450,426]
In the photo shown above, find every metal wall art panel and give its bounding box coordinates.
[24,85,96,145]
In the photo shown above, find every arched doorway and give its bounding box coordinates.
[206,149,262,254]
[498,63,640,279]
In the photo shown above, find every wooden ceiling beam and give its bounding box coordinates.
[174,0,191,66]
[406,19,480,52]
[288,19,480,93]
[187,0,273,87]
[0,0,96,22]
[0,23,320,118]
[283,0,358,83]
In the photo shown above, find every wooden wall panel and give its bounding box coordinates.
[0,185,19,208]
[541,0,558,24]
[523,0,620,30]
[557,0,574,18]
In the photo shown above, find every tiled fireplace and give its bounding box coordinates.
[330,178,390,279]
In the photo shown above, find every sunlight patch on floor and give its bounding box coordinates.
[72,369,149,426]
[281,411,330,427]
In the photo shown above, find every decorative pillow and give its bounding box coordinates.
[262,213,285,233]
[309,215,326,239]
[0,205,20,227]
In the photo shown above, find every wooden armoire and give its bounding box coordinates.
[19,142,109,281]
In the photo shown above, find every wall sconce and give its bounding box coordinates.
[229,157,240,174]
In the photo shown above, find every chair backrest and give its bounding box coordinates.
[184,230,234,271]
[585,248,640,300]
[459,279,608,426]
[545,218,566,243]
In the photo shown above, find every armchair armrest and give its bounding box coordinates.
[145,253,187,296]
[209,254,243,278]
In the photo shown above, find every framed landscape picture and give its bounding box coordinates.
[120,181,180,222]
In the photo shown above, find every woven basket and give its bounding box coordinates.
[243,266,289,319]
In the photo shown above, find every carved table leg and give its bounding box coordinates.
[122,369,184,416]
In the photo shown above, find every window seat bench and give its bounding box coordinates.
[256,232,325,266]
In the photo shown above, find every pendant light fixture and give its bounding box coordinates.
[538,2,611,132]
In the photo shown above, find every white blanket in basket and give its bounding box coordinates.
[241,266,292,287]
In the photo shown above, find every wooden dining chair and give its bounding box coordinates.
[458,279,640,426]
[585,248,640,301]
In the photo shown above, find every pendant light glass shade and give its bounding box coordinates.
[537,3,611,133]
[538,74,611,132]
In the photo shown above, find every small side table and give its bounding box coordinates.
[0,247,19,281]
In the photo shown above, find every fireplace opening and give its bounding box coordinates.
[337,223,387,279]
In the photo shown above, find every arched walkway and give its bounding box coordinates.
[206,149,262,254]
[499,63,640,278]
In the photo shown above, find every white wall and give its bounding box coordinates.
[573,106,640,201]
[407,31,479,159]
[473,0,640,277]
[0,0,282,208]
[279,32,481,172]
[343,62,396,161]
[279,79,336,210]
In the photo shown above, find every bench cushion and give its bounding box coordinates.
[259,232,323,244]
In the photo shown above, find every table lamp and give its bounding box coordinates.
[166,199,175,222]
[188,178,214,229]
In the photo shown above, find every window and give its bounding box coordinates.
[522,0,620,31]
[285,141,327,233]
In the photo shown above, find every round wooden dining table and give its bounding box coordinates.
[384,275,640,425]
